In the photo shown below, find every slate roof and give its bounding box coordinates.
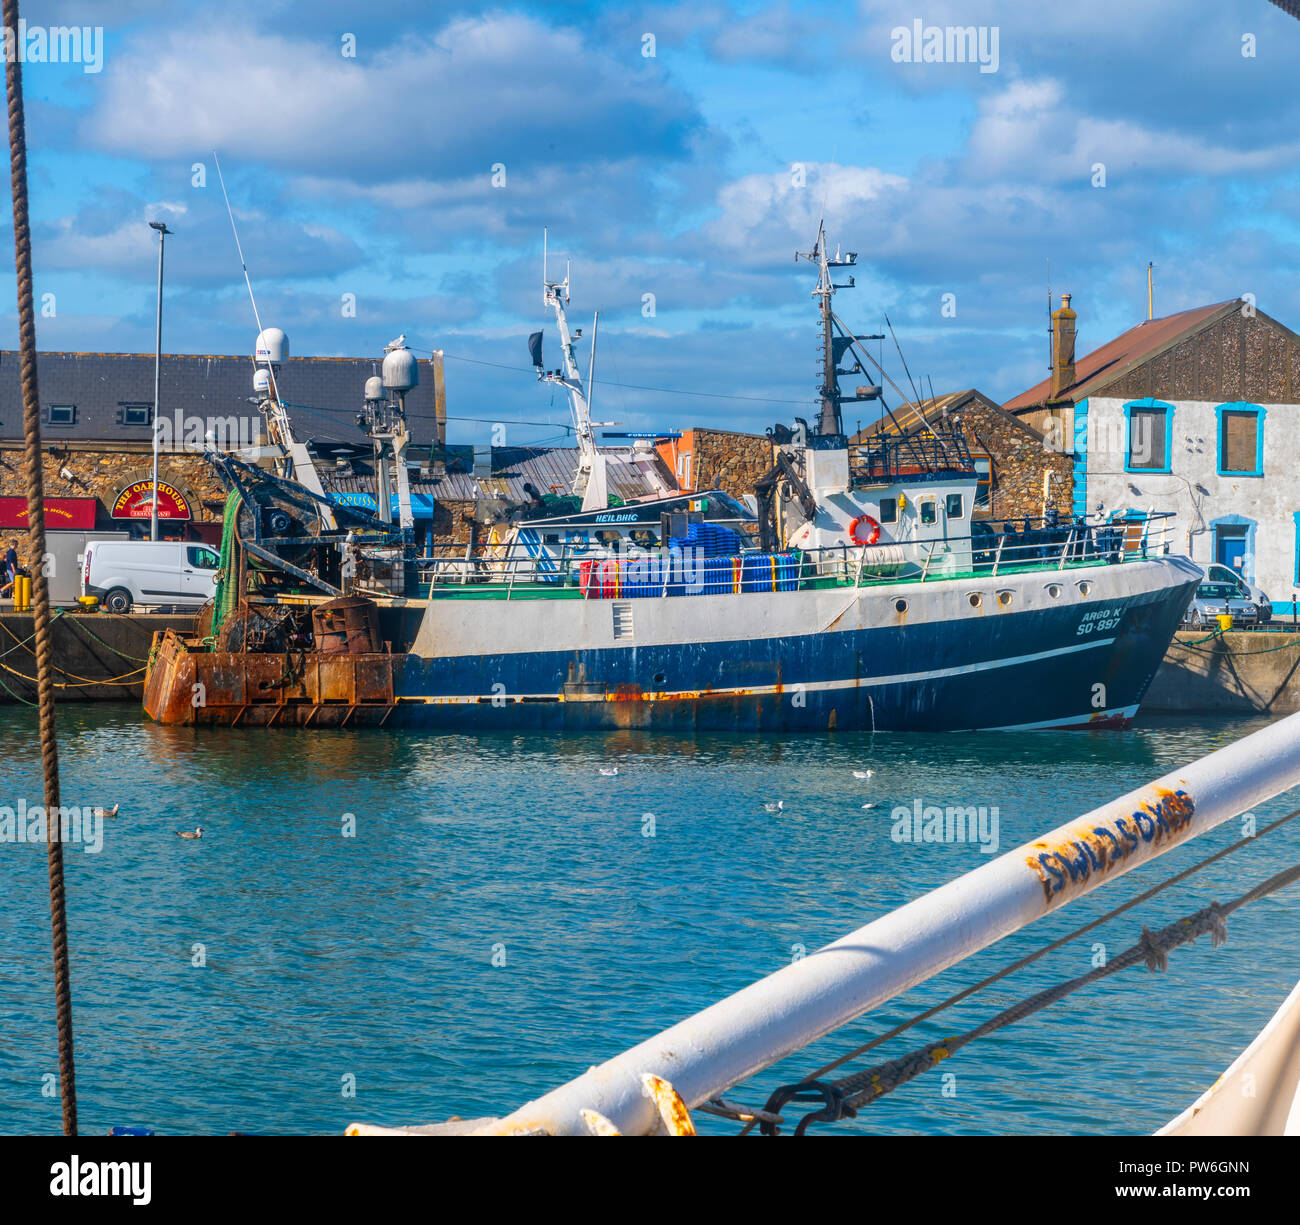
[0,350,440,446]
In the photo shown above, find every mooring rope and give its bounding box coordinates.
[4,0,77,1134]
[760,859,1300,1135]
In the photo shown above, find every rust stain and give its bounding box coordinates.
[642,1074,696,1137]
[1025,786,1196,903]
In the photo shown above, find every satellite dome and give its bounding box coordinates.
[255,327,289,364]
[382,344,419,393]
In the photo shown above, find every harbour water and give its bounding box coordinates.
[3,704,1298,1136]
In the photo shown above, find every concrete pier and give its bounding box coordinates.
[0,610,195,704]
[1145,630,1300,715]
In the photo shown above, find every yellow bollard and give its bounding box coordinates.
[1216,613,1233,633]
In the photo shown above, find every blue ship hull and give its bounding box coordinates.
[385,569,1198,733]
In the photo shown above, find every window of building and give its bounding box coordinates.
[920,498,936,525]
[46,404,76,426]
[879,497,897,524]
[118,403,153,427]
[946,493,965,519]
[973,456,992,509]
[1126,404,1170,472]
[1217,405,1264,476]
[187,546,219,570]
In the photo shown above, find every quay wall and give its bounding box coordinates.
[1144,630,1300,715]
[0,611,195,704]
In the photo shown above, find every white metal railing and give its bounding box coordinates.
[415,513,1178,601]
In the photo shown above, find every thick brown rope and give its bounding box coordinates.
[4,0,77,1135]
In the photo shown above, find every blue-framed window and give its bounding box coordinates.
[1123,399,1174,474]
[1215,402,1265,477]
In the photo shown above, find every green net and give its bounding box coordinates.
[211,489,242,636]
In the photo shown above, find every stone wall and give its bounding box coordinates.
[0,443,227,572]
[430,498,476,548]
[690,429,775,500]
[0,444,226,517]
[957,401,1074,520]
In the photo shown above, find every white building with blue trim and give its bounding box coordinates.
[1005,296,1300,614]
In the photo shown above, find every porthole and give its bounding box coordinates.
[1076,580,1093,598]
[968,592,983,608]
[1046,583,1062,599]
[895,598,908,613]
[997,589,1014,607]
[653,672,667,685]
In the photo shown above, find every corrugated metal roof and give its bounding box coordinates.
[1002,300,1239,412]
[318,445,670,504]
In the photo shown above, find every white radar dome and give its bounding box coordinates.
[382,345,419,392]
[255,328,289,364]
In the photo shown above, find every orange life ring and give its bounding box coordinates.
[849,515,881,547]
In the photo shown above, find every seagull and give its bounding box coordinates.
[176,827,203,840]
[761,801,785,813]
[852,770,876,779]
[91,803,119,819]
[387,333,407,350]
[598,766,619,776]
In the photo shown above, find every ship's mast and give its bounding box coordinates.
[796,220,859,438]
[539,231,607,511]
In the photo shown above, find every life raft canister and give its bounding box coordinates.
[849,514,881,547]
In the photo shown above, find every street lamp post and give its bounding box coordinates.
[148,220,172,541]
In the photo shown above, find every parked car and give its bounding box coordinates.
[1181,581,1260,629]
[1204,562,1272,622]
[82,540,219,613]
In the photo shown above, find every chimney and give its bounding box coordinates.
[1049,293,1076,400]
[431,348,447,473]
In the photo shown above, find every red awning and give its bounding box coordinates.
[0,495,99,530]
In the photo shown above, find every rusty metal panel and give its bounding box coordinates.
[355,656,395,704]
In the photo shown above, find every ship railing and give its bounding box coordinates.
[797,510,1176,588]
[849,429,973,482]
[415,512,1178,598]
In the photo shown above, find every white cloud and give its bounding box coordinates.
[80,12,701,181]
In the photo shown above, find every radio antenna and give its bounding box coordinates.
[213,151,267,341]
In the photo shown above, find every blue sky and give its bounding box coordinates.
[4,0,1300,447]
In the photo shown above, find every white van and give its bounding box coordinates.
[82,540,219,612]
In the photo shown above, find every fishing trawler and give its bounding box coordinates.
[143,228,1200,731]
